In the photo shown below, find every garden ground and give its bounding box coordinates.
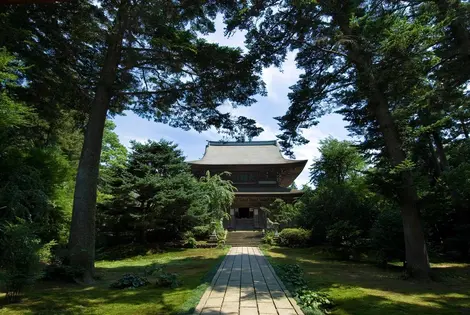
[0,248,227,315]
[264,247,470,315]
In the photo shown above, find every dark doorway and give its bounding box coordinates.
[237,208,252,218]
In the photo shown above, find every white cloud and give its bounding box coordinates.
[114,15,350,189]
[120,135,152,148]
[202,15,247,51]
[261,52,302,103]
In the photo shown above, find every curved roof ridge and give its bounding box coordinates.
[188,139,307,165]
[207,140,277,146]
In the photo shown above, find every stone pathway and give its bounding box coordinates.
[194,247,303,315]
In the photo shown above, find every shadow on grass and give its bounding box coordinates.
[0,249,226,315]
[95,243,188,261]
[266,247,470,315]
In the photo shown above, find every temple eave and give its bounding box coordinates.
[234,191,304,196]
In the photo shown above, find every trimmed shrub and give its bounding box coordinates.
[278,228,311,248]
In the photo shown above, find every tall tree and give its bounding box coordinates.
[66,0,265,282]
[310,138,364,186]
[221,0,445,277]
[98,140,198,243]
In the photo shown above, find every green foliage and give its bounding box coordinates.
[184,237,197,248]
[0,48,34,132]
[310,138,364,186]
[101,121,128,170]
[274,263,333,314]
[109,274,150,290]
[0,221,53,303]
[155,272,181,288]
[198,171,236,223]
[0,49,79,245]
[143,262,181,288]
[326,221,367,259]
[98,141,234,246]
[263,198,302,226]
[43,264,84,283]
[370,208,405,265]
[296,289,334,315]
[192,225,211,240]
[182,231,197,248]
[278,228,311,248]
[262,230,277,246]
[221,0,470,274]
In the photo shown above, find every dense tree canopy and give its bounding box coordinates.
[0,0,469,292]
[222,0,470,278]
[97,140,235,245]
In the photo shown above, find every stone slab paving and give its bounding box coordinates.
[194,247,303,315]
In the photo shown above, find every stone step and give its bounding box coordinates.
[225,231,263,246]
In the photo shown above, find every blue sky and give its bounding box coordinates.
[113,16,349,186]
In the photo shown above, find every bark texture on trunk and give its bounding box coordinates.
[372,98,430,278]
[332,5,431,278]
[68,1,130,284]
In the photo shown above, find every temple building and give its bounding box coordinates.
[188,140,307,231]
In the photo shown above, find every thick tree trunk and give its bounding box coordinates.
[372,98,430,278]
[68,2,129,284]
[332,5,431,278]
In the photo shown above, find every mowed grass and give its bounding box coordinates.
[265,247,470,315]
[0,247,227,315]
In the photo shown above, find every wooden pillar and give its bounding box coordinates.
[253,208,259,229]
[230,208,236,230]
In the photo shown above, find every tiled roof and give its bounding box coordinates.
[187,140,307,165]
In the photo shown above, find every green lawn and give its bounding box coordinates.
[265,247,470,315]
[0,248,227,315]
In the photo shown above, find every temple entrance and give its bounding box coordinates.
[234,208,254,230]
[237,207,253,219]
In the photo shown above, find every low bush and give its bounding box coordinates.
[42,245,84,282]
[296,289,334,315]
[370,209,405,265]
[143,262,163,276]
[0,221,54,303]
[143,262,181,288]
[184,237,197,248]
[155,272,180,288]
[274,263,333,315]
[43,264,84,282]
[182,231,197,248]
[110,274,149,289]
[262,230,277,246]
[278,228,311,248]
[192,225,211,240]
[326,221,368,259]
